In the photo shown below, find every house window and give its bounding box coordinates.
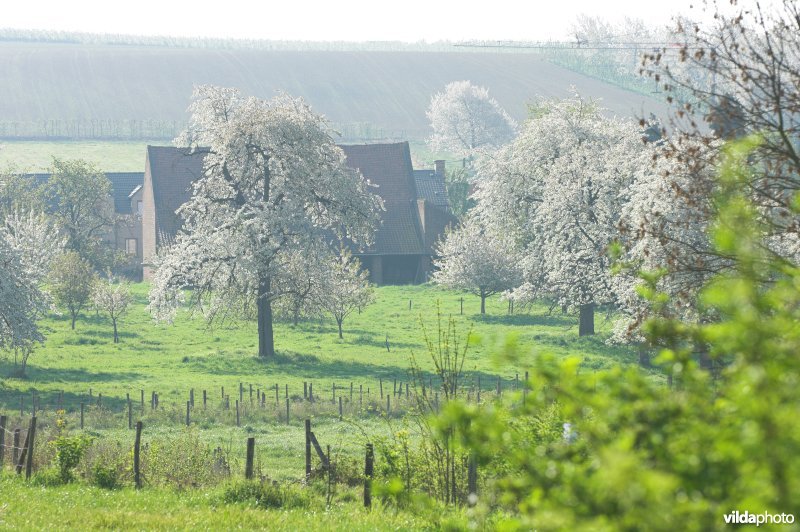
[125,238,138,256]
[137,200,143,217]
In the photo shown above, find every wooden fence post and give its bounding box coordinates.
[140,389,144,409]
[80,402,84,429]
[24,416,36,479]
[364,443,374,508]
[0,415,6,468]
[15,425,28,474]
[203,390,207,409]
[339,397,343,420]
[235,400,240,427]
[190,389,195,408]
[186,401,191,427]
[468,453,478,504]
[350,382,353,403]
[275,384,279,406]
[245,437,255,480]
[332,382,336,404]
[134,421,143,489]
[239,382,243,404]
[305,419,312,481]
[128,396,132,430]
[304,381,308,400]
[286,398,290,425]
[12,428,20,464]
[386,395,390,416]
[309,383,314,403]
[249,384,253,406]
[379,378,383,399]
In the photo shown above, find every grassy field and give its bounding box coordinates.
[0,140,452,172]
[0,284,645,408]
[0,140,153,172]
[0,283,652,528]
[0,474,449,530]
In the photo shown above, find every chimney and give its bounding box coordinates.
[434,160,445,178]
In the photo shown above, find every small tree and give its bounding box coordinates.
[50,251,95,329]
[316,249,374,339]
[92,278,131,344]
[432,216,522,314]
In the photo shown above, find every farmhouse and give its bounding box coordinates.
[141,142,457,284]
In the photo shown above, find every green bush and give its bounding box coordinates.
[221,480,312,509]
[50,434,92,483]
[92,462,120,489]
[431,138,800,530]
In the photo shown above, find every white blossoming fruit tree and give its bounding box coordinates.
[148,86,382,358]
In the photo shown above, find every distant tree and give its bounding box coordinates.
[50,251,95,330]
[315,249,375,339]
[426,81,517,163]
[476,94,652,334]
[148,86,382,357]
[433,216,522,314]
[42,158,114,267]
[0,170,45,216]
[92,277,132,344]
[0,211,63,374]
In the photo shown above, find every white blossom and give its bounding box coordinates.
[426,80,517,159]
[432,215,522,314]
[149,86,382,357]
[0,211,63,355]
[475,94,653,334]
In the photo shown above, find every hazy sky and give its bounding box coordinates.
[2,0,707,42]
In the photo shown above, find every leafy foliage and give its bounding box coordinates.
[50,251,95,330]
[434,137,800,530]
[42,158,115,267]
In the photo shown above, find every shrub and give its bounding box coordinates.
[50,434,93,483]
[92,462,120,490]
[221,480,312,509]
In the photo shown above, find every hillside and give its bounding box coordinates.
[0,41,668,140]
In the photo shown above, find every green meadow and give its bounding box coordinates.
[0,283,652,528]
[0,284,647,410]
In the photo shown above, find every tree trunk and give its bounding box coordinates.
[578,303,595,336]
[112,319,119,344]
[71,310,77,330]
[480,293,486,315]
[337,319,343,339]
[638,344,650,367]
[257,276,275,357]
